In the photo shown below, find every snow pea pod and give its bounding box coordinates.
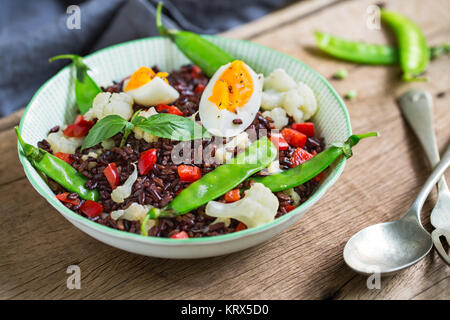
[314,31,398,65]
[143,136,277,227]
[253,132,378,192]
[380,9,429,81]
[16,127,99,201]
[49,54,101,114]
[156,2,234,77]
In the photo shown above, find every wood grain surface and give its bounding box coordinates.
[1,0,449,300]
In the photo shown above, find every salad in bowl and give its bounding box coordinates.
[16,3,376,258]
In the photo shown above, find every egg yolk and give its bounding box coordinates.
[208,60,253,113]
[124,66,169,91]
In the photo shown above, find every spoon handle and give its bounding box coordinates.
[398,89,448,192]
[410,146,450,214]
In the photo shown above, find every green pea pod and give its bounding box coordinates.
[253,132,379,192]
[380,10,429,81]
[156,2,234,77]
[49,54,101,114]
[314,31,398,65]
[144,136,277,227]
[16,127,99,201]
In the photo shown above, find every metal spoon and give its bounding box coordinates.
[343,145,450,275]
[398,89,450,265]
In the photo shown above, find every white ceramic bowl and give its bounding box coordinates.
[18,36,351,259]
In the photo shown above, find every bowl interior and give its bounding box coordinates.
[18,36,351,244]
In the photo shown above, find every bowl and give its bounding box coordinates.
[18,36,351,259]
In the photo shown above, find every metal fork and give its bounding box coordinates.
[399,89,450,265]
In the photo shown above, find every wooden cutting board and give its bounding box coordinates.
[1,0,449,299]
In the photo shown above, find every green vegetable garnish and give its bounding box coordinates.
[82,111,210,150]
[156,2,235,77]
[49,54,102,114]
[253,132,379,192]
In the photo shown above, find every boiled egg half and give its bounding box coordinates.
[123,66,179,106]
[199,60,263,137]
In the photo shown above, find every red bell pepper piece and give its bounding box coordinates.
[285,205,296,212]
[54,152,74,165]
[235,222,247,232]
[281,128,307,148]
[156,104,183,116]
[194,84,206,95]
[290,147,314,167]
[63,115,94,137]
[191,65,201,78]
[104,163,119,189]
[80,200,103,218]
[138,149,157,175]
[56,192,80,206]
[170,231,189,239]
[269,132,289,151]
[292,122,315,137]
[314,171,326,183]
[177,165,202,182]
[224,189,241,203]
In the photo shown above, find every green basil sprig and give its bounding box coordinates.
[81,111,210,150]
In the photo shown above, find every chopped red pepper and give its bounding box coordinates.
[156,104,183,116]
[177,165,202,182]
[138,149,157,175]
[194,84,206,95]
[104,163,119,189]
[314,171,326,183]
[292,122,315,137]
[235,222,247,232]
[54,152,74,165]
[269,132,289,151]
[191,65,202,78]
[290,147,314,167]
[170,231,189,239]
[63,115,94,137]
[56,192,80,206]
[281,128,307,148]
[80,200,103,218]
[224,189,241,203]
[285,205,296,212]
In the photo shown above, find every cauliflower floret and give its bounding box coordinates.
[87,92,134,121]
[263,69,297,92]
[261,69,318,121]
[283,188,301,206]
[133,108,159,143]
[111,164,138,203]
[262,107,288,129]
[46,129,84,154]
[214,132,250,164]
[111,202,153,222]
[261,90,284,110]
[282,82,317,122]
[111,202,156,234]
[206,183,279,228]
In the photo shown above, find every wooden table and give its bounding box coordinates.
[1,0,449,300]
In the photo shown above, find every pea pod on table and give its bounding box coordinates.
[253,132,379,192]
[141,136,277,234]
[49,54,101,114]
[156,2,234,77]
[16,127,99,201]
[380,9,429,81]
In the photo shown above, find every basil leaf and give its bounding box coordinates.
[136,113,211,141]
[81,115,128,150]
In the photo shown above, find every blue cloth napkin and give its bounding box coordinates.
[0,0,290,116]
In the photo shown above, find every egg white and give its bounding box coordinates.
[124,77,179,106]
[199,62,263,137]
